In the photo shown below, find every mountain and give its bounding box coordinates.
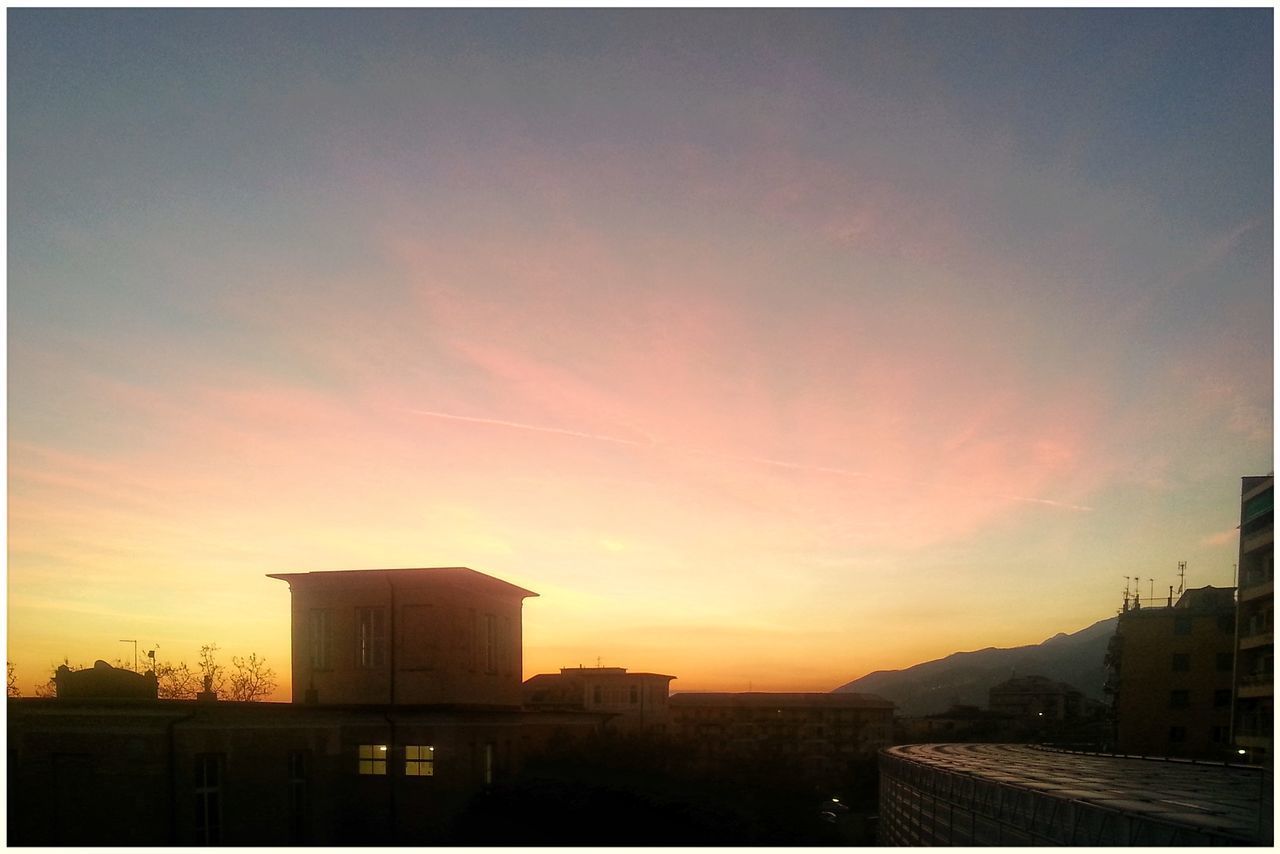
[833,616,1118,717]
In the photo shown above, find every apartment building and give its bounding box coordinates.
[1234,474,1273,762]
[523,666,676,730]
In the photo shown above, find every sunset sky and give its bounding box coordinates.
[8,9,1273,698]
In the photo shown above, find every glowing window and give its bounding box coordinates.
[358,744,387,775]
[405,745,435,776]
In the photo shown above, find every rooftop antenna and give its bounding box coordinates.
[596,656,602,668]
[1148,578,1154,603]
[1177,561,1186,596]
[1123,576,1131,612]
[119,639,137,672]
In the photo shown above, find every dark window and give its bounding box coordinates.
[1218,615,1235,634]
[592,686,602,704]
[483,743,495,786]
[1172,653,1190,672]
[1168,726,1187,743]
[195,754,224,845]
[288,751,308,843]
[1174,616,1193,636]
[309,610,331,670]
[1217,652,1234,672]
[357,607,386,668]
[1214,689,1232,708]
[1169,690,1190,709]
[484,614,497,674]
[630,685,639,704]
[1212,725,1230,744]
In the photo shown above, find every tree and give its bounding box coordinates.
[155,660,199,699]
[197,643,226,696]
[35,658,81,698]
[7,661,19,697]
[228,652,277,702]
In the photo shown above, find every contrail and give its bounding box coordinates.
[407,408,653,448]
[406,407,1091,512]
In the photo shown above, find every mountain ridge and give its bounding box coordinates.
[833,616,1117,717]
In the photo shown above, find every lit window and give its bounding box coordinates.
[405,745,435,776]
[358,744,387,775]
[357,607,387,668]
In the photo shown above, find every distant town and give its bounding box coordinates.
[7,475,1272,846]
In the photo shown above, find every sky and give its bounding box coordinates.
[7,9,1273,699]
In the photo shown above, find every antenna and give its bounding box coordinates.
[1148,578,1154,602]
[1177,561,1186,596]
[119,639,138,672]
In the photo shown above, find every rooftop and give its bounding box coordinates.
[266,566,538,598]
[670,692,893,709]
[883,743,1266,843]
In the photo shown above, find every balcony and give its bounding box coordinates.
[1240,579,1273,602]
[1237,673,1273,698]
[1239,630,1274,650]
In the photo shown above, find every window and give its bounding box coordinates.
[1172,653,1190,672]
[1212,725,1230,744]
[358,744,388,775]
[484,614,497,674]
[288,751,308,843]
[309,610,331,670]
[483,742,495,785]
[592,686,603,705]
[357,607,386,668]
[1214,688,1232,708]
[1168,726,1187,743]
[405,745,435,777]
[1218,615,1235,634]
[1217,652,1234,672]
[195,754,224,845]
[1174,616,1192,636]
[630,685,639,704]
[1169,690,1190,709]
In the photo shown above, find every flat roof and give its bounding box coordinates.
[882,743,1266,843]
[670,692,893,709]
[266,566,538,598]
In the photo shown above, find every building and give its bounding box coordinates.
[896,704,1022,744]
[8,566,605,845]
[668,692,893,782]
[1106,585,1237,759]
[268,567,537,706]
[879,743,1268,845]
[988,674,1086,720]
[1234,474,1273,763]
[523,666,676,730]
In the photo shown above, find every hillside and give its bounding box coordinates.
[833,616,1117,717]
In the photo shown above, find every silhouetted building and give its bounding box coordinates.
[988,674,1085,720]
[523,666,676,730]
[669,692,892,783]
[1234,474,1273,763]
[9,566,604,845]
[268,567,537,706]
[54,659,158,699]
[1106,585,1237,759]
[896,704,1022,743]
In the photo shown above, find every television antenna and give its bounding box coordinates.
[119,639,138,672]
[1177,561,1186,596]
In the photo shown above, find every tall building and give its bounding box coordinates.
[267,567,537,706]
[1234,474,1273,762]
[1106,586,1237,759]
[523,666,677,730]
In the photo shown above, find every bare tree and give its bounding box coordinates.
[155,660,199,699]
[35,658,81,698]
[197,643,226,696]
[7,661,19,697]
[227,652,277,702]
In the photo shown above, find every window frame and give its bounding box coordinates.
[358,744,388,775]
[356,607,387,669]
[405,744,435,777]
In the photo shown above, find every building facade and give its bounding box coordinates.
[523,666,676,730]
[669,692,893,782]
[1106,586,1237,759]
[268,567,537,707]
[1234,474,1273,763]
[988,674,1086,720]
